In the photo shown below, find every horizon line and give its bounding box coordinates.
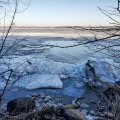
[0,25,115,28]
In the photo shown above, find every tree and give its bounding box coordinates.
[0,0,31,112]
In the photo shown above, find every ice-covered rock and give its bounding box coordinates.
[15,74,63,90]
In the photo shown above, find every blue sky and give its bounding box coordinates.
[15,0,116,26]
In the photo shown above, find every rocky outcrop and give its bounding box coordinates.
[7,97,35,116]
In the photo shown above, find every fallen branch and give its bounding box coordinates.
[86,60,120,92]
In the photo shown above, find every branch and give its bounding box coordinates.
[86,60,120,92]
[0,0,18,55]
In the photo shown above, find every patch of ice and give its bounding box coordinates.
[111,46,120,50]
[15,74,63,90]
[86,114,94,120]
[88,58,120,83]
[63,86,84,97]
[0,82,5,89]
[0,65,8,76]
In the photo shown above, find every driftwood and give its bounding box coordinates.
[86,60,120,92]
[0,103,80,120]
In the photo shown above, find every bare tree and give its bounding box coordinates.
[0,0,31,112]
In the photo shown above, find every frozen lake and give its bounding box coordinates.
[0,27,120,101]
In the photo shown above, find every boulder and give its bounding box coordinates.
[7,97,35,115]
[80,103,89,108]
[44,96,52,102]
[64,109,86,120]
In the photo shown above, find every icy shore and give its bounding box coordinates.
[0,55,119,90]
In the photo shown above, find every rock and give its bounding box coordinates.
[99,113,105,117]
[90,110,96,115]
[43,113,56,120]
[36,101,41,108]
[46,102,54,107]
[80,103,89,108]
[115,80,120,87]
[90,100,96,104]
[57,117,66,120]
[7,97,35,115]
[0,113,4,118]
[32,93,40,97]
[39,93,45,99]
[81,109,88,115]
[44,96,52,102]
[48,100,55,104]
[37,98,42,103]
[57,103,63,107]
[41,103,47,107]
[92,116,100,120]
[86,114,94,120]
[104,112,114,118]
[64,109,86,120]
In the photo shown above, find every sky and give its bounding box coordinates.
[12,0,117,26]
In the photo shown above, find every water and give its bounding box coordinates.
[0,27,119,103]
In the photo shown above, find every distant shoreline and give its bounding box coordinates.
[0,26,119,31]
[0,26,120,31]
[0,25,116,28]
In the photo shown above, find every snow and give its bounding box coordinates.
[15,74,63,90]
[86,115,94,120]
[111,46,120,50]
[0,82,5,90]
[0,54,120,90]
[86,58,120,83]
